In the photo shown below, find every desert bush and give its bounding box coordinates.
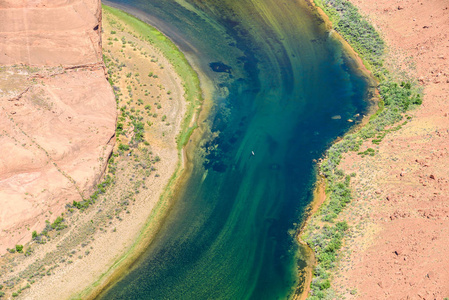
[118,143,130,151]
[15,245,23,253]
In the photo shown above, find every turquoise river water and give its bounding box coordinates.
[99,0,372,299]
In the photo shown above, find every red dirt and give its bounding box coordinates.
[334,0,449,298]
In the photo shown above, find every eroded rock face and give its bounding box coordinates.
[0,0,116,253]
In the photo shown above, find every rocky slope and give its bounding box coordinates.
[0,0,116,254]
[334,0,449,298]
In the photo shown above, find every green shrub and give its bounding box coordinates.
[319,279,331,290]
[25,247,33,257]
[72,200,82,209]
[116,122,124,135]
[318,0,384,69]
[15,245,23,253]
[51,216,67,231]
[118,143,130,151]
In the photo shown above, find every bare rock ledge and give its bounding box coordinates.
[0,0,116,254]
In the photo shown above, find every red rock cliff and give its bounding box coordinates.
[0,0,103,66]
[0,0,116,253]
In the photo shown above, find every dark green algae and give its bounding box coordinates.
[99,0,373,299]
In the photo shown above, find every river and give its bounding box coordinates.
[99,0,371,298]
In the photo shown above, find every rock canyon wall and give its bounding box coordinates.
[0,0,116,254]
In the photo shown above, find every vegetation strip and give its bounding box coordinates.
[77,6,204,299]
[103,5,203,150]
[302,1,422,299]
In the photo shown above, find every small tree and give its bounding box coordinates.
[15,245,23,253]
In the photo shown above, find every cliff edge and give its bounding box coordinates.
[0,0,116,254]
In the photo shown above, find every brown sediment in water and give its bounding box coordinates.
[294,177,326,300]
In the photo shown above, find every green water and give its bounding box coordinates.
[100,0,372,299]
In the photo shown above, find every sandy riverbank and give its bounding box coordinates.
[302,0,449,299]
[294,178,326,300]
[295,1,380,298]
[334,0,449,298]
[0,7,203,299]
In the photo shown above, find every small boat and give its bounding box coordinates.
[251,151,255,156]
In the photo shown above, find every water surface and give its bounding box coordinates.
[100,0,371,298]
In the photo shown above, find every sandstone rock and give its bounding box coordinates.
[0,0,102,66]
[0,0,116,254]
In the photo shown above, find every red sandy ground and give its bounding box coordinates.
[334,0,449,298]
